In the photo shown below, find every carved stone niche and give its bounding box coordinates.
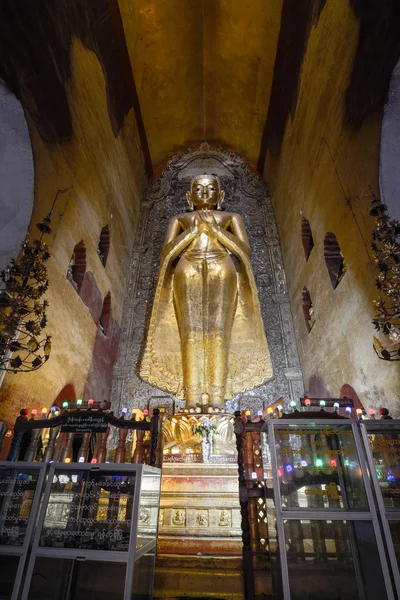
[217,509,232,527]
[172,508,186,526]
[195,510,209,527]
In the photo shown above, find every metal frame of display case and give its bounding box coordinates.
[359,420,400,598]
[20,462,161,600]
[265,419,396,600]
[0,461,47,600]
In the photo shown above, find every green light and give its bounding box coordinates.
[320,399,326,407]
[290,400,296,408]
[76,399,83,406]
[344,459,350,467]
[315,458,323,468]
[62,401,68,409]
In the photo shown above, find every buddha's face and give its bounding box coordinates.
[186,176,224,210]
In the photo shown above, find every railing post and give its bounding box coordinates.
[77,432,91,462]
[96,428,110,463]
[24,428,41,462]
[115,428,128,463]
[234,411,255,600]
[60,432,75,462]
[43,426,60,462]
[150,409,161,467]
[133,430,145,464]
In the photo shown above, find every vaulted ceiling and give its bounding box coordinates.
[118,0,282,168]
[0,0,399,177]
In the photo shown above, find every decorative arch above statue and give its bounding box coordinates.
[112,146,303,415]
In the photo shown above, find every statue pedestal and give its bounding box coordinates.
[158,462,242,556]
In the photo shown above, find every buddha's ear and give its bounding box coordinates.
[217,190,225,210]
[186,191,194,211]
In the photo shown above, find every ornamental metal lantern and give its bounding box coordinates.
[0,189,69,374]
[370,195,400,361]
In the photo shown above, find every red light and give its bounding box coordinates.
[88,398,94,406]
[330,459,337,467]
[278,468,283,477]
[31,408,37,415]
[143,409,149,415]
[90,458,98,464]
[304,398,311,406]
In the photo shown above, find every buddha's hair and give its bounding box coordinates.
[190,173,221,189]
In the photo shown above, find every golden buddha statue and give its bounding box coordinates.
[140,175,272,407]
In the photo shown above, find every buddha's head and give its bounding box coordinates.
[186,175,225,211]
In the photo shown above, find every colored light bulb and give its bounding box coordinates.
[62,401,68,409]
[319,400,326,408]
[290,400,297,408]
[345,406,352,413]
[76,399,83,406]
[31,408,37,415]
[88,398,94,406]
[304,398,311,406]
[143,409,149,416]
[122,407,128,414]
[285,465,293,473]
[267,407,273,414]
[315,458,323,468]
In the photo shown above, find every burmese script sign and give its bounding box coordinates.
[61,414,108,433]
[40,470,135,552]
[0,468,38,546]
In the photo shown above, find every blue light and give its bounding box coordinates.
[285,464,293,473]
[388,473,396,483]
[345,406,352,413]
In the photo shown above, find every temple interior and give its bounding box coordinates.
[1,1,400,599]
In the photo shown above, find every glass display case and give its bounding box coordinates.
[19,463,161,600]
[360,420,400,597]
[261,419,395,600]
[0,462,47,600]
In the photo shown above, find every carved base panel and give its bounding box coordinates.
[158,463,242,556]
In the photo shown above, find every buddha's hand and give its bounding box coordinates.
[197,209,219,235]
[192,212,212,234]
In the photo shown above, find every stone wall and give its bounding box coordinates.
[0,39,146,426]
[261,0,400,414]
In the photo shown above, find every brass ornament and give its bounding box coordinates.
[140,175,273,406]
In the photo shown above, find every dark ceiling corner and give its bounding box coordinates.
[0,0,73,142]
[0,0,152,175]
[257,0,319,172]
[346,0,400,128]
[313,0,327,25]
